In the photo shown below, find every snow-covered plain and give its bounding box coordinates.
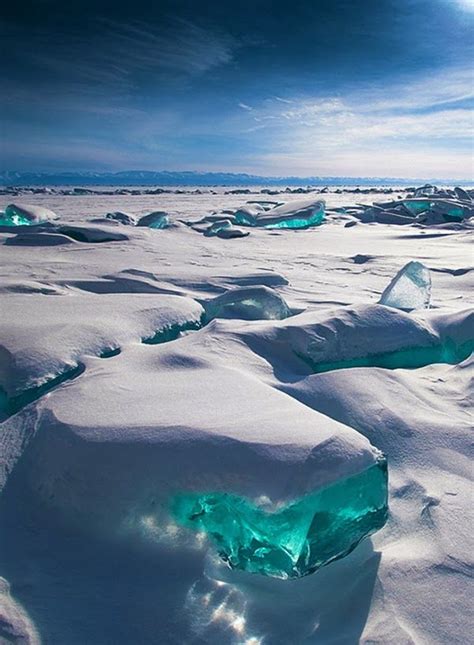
[0,188,472,644]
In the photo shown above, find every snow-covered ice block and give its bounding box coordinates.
[220,305,473,375]
[204,219,233,236]
[0,203,57,226]
[204,286,292,321]
[214,226,249,238]
[234,199,325,229]
[137,211,170,229]
[379,261,431,311]
[56,224,130,243]
[4,231,75,246]
[0,293,204,398]
[106,211,137,226]
[4,343,387,578]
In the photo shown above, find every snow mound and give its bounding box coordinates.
[2,342,384,566]
[0,293,204,398]
[56,224,130,242]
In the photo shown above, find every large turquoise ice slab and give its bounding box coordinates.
[379,261,431,311]
[0,203,56,226]
[172,457,388,579]
[234,199,325,229]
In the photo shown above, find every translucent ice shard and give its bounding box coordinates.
[172,457,388,579]
[399,199,469,220]
[0,203,56,226]
[137,212,170,229]
[379,261,431,311]
[205,286,292,321]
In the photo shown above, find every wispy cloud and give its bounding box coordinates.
[230,66,474,177]
[3,17,241,94]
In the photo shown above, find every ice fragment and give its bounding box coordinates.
[379,261,431,311]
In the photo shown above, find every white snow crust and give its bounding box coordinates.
[0,188,472,644]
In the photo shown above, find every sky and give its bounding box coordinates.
[1,0,473,178]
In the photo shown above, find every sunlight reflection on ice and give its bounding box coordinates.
[184,573,263,644]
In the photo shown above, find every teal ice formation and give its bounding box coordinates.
[173,457,388,579]
[233,198,326,229]
[0,203,57,226]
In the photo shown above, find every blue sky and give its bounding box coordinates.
[1,0,473,178]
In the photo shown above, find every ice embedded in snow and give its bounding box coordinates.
[379,261,431,311]
[204,219,233,236]
[234,198,325,229]
[1,339,387,579]
[56,224,129,243]
[173,457,387,578]
[204,286,292,321]
[0,203,57,226]
[106,211,137,226]
[204,219,250,238]
[137,211,170,229]
[0,292,205,401]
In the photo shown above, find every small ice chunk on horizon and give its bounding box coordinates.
[379,261,431,311]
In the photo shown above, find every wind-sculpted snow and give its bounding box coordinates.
[0,293,204,398]
[0,363,85,421]
[216,304,473,376]
[0,343,385,568]
[56,224,130,243]
[379,260,431,311]
[0,188,473,644]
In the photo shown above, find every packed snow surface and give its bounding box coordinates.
[0,186,472,644]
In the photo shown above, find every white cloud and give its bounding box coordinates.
[234,66,474,178]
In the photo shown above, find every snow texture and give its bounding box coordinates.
[0,186,472,644]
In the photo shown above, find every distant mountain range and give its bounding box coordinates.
[0,170,471,187]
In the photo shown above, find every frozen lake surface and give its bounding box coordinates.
[0,187,472,644]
